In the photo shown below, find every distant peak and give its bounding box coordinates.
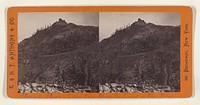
[58,18,65,22]
[132,18,146,26]
[138,18,142,21]
[53,18,67,26]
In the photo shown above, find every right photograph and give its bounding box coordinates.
[98,12,180,93]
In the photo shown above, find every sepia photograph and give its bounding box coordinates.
[17,11,180,93]
[99,12,180,93]
[18,12,99,93]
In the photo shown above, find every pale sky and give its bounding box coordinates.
[18,12,180,42]
[99,12,180,41]
[18,12,99,42]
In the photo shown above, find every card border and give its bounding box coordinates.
[7,6,192,98]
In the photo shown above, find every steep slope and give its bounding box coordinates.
[99,18,180,91]
[18,18,98,57]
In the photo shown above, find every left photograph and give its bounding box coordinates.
[18,12,99,93]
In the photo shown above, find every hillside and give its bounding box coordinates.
[18,18,99,92]
[99,18,180,92]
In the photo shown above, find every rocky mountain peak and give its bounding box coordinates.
[53,18,67,26]
[132,18,146,26]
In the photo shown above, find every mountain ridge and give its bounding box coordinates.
[19,18,99,57]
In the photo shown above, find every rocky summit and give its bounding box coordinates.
[18,18,180,93]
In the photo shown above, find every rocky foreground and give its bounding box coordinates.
[18,82,94,93]
[18,82,171,93]
[99,83,171,93]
